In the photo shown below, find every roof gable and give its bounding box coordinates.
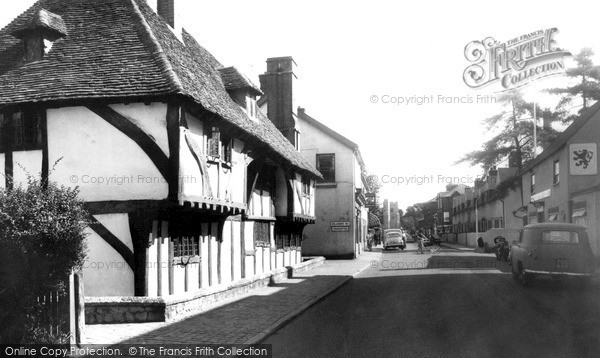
[523,101,600,172]
[0,0,320,178]
[298,108,358,150]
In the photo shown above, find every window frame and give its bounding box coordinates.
[553,159,560,185]
[253,221,271,248]
[173,236,199,258]
[316,153,335,183]
[0,108,43,153]
[206,125,232,165]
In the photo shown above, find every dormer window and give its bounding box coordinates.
[10,9,67,63]
[218,66,263,122]
[246,96,257,119]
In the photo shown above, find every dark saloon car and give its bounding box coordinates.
[510,223,597,285]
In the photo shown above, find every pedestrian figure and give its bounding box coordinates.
[417,234,424,254]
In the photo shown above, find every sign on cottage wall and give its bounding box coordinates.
[570,143,597,175]
[331,226,350,232]
[331,221,350,226]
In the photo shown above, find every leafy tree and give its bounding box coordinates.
[546,48,600,119]
[0,173,89,343]
[456,91,560,172]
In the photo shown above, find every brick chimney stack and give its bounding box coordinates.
[259,56,300,149]
[157,0,175,28]
[148,0,183,41]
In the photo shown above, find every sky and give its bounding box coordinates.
[1,0,599,211]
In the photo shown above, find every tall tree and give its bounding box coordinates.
[456,91,560,172]
[546,48,600,120]
[457,91,530,172]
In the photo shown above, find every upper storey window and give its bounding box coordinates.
[0,109,43,152]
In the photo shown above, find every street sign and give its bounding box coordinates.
[331,226,350,232]
[330,221,350,227]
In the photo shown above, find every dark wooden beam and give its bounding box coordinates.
[5,150,12,190]
[40,109,49,187]
[84,200,170,215]
[88,215,134,271]
[87,105,170,183]
[166,104,181,201]
[128,211,156,296]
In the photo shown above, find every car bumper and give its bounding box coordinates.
[524,269,595,277]
[385,243,405,248]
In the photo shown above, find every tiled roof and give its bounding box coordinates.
[522,101,600,173]
[218,67,262,96]
[0,0,320,178]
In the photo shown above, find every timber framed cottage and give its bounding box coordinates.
[0,0,320,317]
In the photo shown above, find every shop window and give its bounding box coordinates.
[173,236,199,257]
[572,206,587,227]
[536,204,545,223]
[316,153,335,183]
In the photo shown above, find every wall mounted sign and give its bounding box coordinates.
[330,221,350,227]
[531,189,551,202]
[570,143,597,175]
[331,226,350,232]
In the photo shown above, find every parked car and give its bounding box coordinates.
[510,223,597,285]
[383,229,406,250]
[405,233,415,243]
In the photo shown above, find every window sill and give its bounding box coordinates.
[206,156,232,168]
[172,255,200,266]
[274,247,299,253]
[244,215,276,221]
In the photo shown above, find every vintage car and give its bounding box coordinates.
[510,223,597,285]
[383,229,406,250]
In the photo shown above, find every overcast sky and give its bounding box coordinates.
[1,0,599,211]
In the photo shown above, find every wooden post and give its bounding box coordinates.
[240,221,246,279]
[74,271,85,346]
[67,272,76,345]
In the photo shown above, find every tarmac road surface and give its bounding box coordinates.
[263,243,600,358]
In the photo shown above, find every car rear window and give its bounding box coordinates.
[387,233,401,238]
[541,230,579,244]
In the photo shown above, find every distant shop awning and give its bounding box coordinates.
[368,212,381,228]
[572,209,587,218]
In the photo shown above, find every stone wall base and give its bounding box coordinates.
[85,256,325,324]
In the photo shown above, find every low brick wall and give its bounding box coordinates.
[85,256,325,324]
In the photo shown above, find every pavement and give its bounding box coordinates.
[82,250,379,346]
[439,241,476,251]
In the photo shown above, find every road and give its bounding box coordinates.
[263,243,600,358]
